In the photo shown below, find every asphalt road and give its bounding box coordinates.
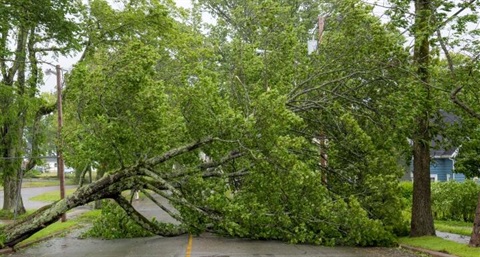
[2,186,422,257]
[8,233,422,257]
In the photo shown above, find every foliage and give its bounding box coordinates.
[431,181,480,222]
[23,170,42,179]
[454,128,480,179]
[59,0,411,246]
[399,181,413,207]
[0,0,84,214]
[84,200,153,239]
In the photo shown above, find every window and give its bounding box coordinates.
[430,174,438,182]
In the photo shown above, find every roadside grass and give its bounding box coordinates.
[435,220,472,236]
[399,236,480,257]
[16,210,101,248]
[0,210,35,220]
[22,178,77,188]
[29,188,77,202]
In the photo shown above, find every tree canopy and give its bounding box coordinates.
[3,0,480,250]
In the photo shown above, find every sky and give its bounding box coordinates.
[41,0,192,93]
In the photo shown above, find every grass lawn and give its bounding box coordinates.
[22,178,77,188]
[435,220,473,236]
[399,236,480,257]
[16,210,101,248]
[29,188,77,202]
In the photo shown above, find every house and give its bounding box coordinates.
[429,147,465,182]
[403,112,468,182]
[33,155,74,174]
[403,147,466,182]
[44,156,58,173]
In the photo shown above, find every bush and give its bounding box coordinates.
[399,181,413,205]
[83,200,154,239]
[23,170,42,178]
[431,180,480,222]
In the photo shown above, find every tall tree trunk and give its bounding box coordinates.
[410,0,436,237]
[2,146,26,215]
[3,169,26,215]
[2,26,28,215]
[469,192,480,246]
[411,139,435,236]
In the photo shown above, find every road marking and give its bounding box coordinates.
[185,234,193,257]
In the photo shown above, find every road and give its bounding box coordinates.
[1,186,422,257]
[8,233,421,257]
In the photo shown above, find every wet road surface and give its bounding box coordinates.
[2,186,422,257]
[8,233,421,257]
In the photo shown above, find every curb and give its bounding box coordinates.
[400,244,458,257]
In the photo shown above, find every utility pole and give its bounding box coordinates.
[56,64,66,222]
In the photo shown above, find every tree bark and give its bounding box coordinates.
[469,192,480,246]
[0,138,218,248]
[2,147,26,215]
[410,0,436,237]
[410,139,435,236]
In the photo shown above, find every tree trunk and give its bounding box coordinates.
[2,147,26,215]
[3,171,26,215]
[469,192,480,246]
[0,138,214,248]
[2,163,176,247]
[410,0,436,237]
[94,164,106,209]
[410,139,435,236]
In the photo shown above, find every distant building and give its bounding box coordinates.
[404,112,467,182]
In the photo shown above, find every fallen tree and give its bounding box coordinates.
[0,133,408,249]
[1,137,230,248]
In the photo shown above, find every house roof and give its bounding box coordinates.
[432,148,458,158]
[431,111,460,159]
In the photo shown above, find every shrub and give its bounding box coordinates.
[399,181,413,205]
[23,170,42,178]
[431,180,480,222]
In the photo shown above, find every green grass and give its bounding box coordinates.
[22,178,77,188]
[0,210,35,220]
[399,236,480,257]
[16,219,78,247]
[76,209,101,222]
[435,220,473,236]
[29,188,77,202]
[16,210,101,248]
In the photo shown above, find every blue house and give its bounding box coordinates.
[404,112,468,182]
[429,148,465,182]
[404,146,466,182]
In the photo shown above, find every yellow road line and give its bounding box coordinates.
[185,234,193,257]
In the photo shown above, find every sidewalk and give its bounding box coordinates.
[436,231,470,245]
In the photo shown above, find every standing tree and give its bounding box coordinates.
[386,0,480,237]
[409,0,436,237]
[0,0,82,214]
[448,49,480,248]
